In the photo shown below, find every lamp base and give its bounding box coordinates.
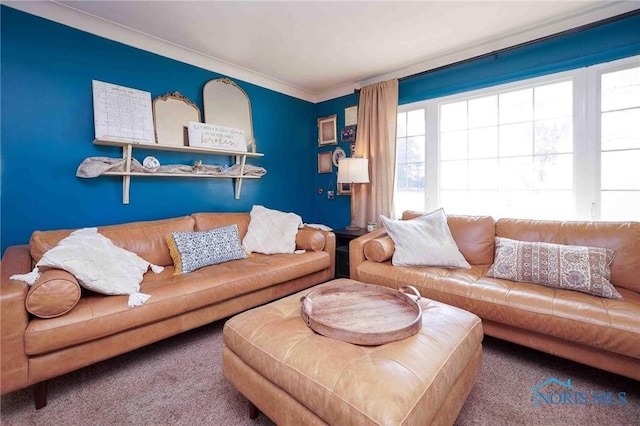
[345,224,361,231]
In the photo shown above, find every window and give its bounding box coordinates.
[394,56,640,221]
[600,66,640,220]
[396,110,426,213]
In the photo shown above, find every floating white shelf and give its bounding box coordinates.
[93,139,264,204]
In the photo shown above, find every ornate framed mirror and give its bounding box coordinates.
[153,92,201,146]
[203,78,256,152]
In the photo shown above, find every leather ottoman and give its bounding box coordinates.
[222,279,483,425]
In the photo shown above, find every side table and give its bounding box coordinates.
[334,228,368,278]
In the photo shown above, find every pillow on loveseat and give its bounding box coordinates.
[380,208,470,268]
[487,237,622,299]
[167,225,248,274]
[243,205,302,254]
[25,268,81,318]
[11,228,163,307]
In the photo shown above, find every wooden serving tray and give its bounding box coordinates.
[300,281,422,345]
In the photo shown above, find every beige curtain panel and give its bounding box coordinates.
[353,79,399,228]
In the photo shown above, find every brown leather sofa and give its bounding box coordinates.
[350,211,640,381]
[1,212,335,408]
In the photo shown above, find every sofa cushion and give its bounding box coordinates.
[192,212,251,238]
[381,209,470,268]
[166,225,248,274]
[25,269,81,318]
[487,237,621,300]
[243,205,302,254]
[30,216,195,267]
[468,277,640,359]
[355,261,488,310]
[496,218,640,294]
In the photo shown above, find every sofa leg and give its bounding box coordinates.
[249,401,260,419]
[34,381,47,409]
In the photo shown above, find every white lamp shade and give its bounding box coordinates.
[337,158,369,184]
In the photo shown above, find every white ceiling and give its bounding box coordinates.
[4,1,639,102]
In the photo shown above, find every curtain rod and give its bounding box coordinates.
[353,8,639,94]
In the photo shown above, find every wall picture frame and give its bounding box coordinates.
[318,151,333,174]
[332,147,346,167]
[318,114,337,146]
[345,105,358,126]
[341,125,356,142]
[338,182,352,195]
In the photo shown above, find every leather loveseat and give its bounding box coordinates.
[1,212,335,408]
[350,211,640,380]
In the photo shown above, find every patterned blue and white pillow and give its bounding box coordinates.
[167,225,248,274]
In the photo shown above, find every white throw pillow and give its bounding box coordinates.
[11,228,163,307]
[242,205,302,254]
[380,209,470,268]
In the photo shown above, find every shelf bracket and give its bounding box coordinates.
[234,154,247,200]
[122,144,132,204]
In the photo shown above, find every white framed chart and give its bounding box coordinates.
[92,80,155,144]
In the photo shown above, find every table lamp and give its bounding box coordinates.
[337,157,370,230]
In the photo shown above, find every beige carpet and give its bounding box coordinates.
[1,320,638,425]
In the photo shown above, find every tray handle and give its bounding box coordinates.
[399,285,421,301]
[300,296,312,326]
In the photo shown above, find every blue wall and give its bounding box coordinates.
[1,6,316,253]
[312,93,359,230]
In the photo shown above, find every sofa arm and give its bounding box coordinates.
[1,245,32,395]
[298,227,336,278]
[349,229,388,280]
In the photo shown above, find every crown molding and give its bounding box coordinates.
[2,0,317,103]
